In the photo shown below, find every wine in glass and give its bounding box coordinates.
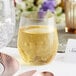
[18,13,58,65]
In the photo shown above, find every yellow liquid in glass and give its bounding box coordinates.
[18,25,58,65]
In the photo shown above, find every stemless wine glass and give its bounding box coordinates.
[17,13,58,65]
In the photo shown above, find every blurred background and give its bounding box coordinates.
[8,0,65,45]
[8,0,66,52]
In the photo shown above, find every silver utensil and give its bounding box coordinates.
[19,70,54,76]
[0,52,19,76]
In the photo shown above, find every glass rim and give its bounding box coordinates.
[21,12,55,21]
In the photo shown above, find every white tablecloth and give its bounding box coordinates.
[0,47,76,76]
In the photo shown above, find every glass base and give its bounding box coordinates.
[65,27,76,34]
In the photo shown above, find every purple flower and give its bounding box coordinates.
[42,0,56,12]
[38,0,56,18]
[38,9,46,18]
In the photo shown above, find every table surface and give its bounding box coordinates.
[1,47,76,76]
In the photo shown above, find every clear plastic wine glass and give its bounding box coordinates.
[17,12,58,66]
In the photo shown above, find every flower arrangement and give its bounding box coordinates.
[15,0,65,23]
